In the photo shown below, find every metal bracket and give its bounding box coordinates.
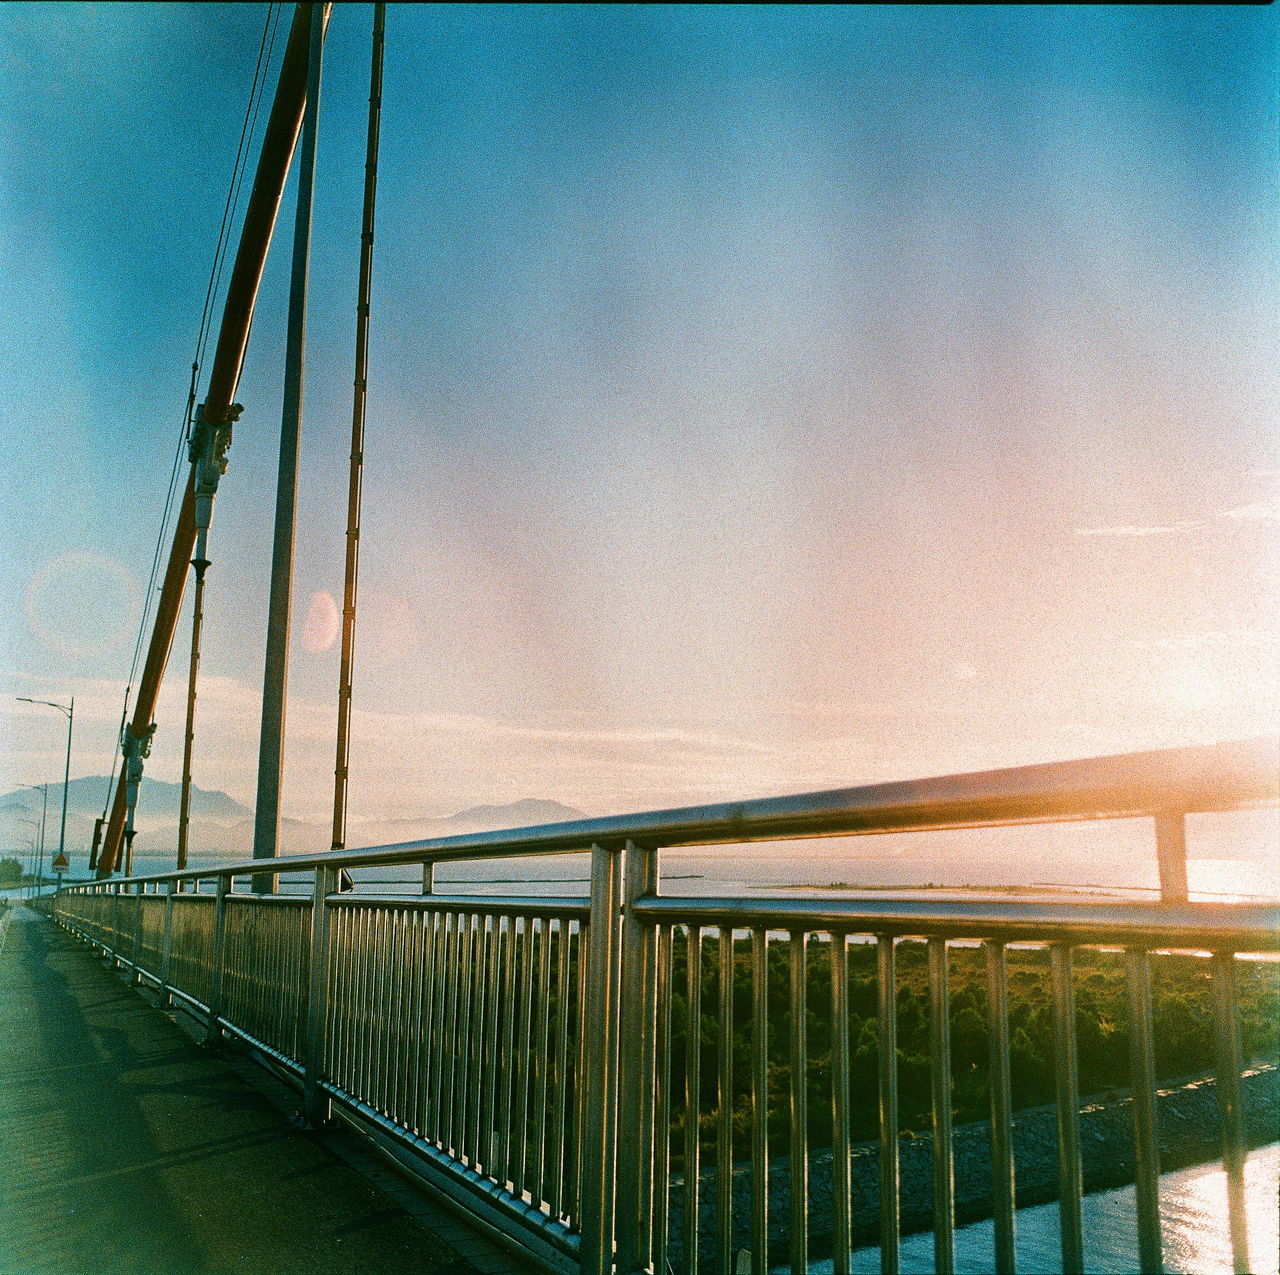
[122,723,158,837]
[188,401,242,563]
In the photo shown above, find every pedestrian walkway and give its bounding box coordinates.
[0,905,510,1275]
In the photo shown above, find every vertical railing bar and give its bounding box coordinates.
[549,916,573,1218]
[398,906,415,1126]
[831,932,852,1275]
[205,875,229,1044]
[568,915,588,1225]
[984,940,1016,1275]
[373,905,386,1103]
[433,908,451,1146]
[419,911,435,1141]
[348,904,365,1102]
[653,922,675,1274]
[685,925,703,1275]
[928,936,955,1275]
[1211,950,1251,1275]
[404,908,421,1131]
[579,843,624,1275]
[349,904,367,1104]
[455,911,474,1156]
[363,904,379,1110]
[716,926,735,1275]
[422,911,437,1141]
[380,907,396,1114]
[1049,943,1083,1275]
[386,907,404,1120]
[332,903,349,1088]
[453,910,471,1156]
[617,841,659,1271]
[470,911,486,1165]
[789,930,810,1274]
[303,866,335,1127]
[535,911,554,1204]
[395,907,412,1126]
[131,884,144,984]
[878,933,900,1275]
[751,928,770,1274]
[425,906,443,1140]
[483,911,503,1177]
[444,909,462,1154]
[514,913,535,1195]
[371,906,384,1116]
[469,912,489,1167]
[498,913,518,1184]
[1126,947,1163,1275]
[158,879,175,1007]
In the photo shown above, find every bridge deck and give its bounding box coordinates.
[0,905,497,1275]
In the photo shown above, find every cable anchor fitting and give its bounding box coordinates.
[121,722,158,840]
[189,402,243,566]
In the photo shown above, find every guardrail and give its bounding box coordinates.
[46,738,1278,1274]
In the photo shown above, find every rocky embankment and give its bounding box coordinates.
[665,1065,1278,1267]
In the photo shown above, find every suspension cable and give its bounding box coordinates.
[176,3,282,869]
[103,4,282,847]
[331,2,386,851]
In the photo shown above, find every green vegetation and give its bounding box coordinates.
[665,935,1279,1164]
[0,857,29,886]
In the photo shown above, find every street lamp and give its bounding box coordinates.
[20,783,48,888]
[16,697,74,872]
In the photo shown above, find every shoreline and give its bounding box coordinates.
[665,1064,1278,1267]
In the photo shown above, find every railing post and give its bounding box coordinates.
[111,883,121,960]
[1155,811,1188,903]
[1126,948,1163,1275]
[422,861,434,895]
[159,879,176,1007]
[303,865,336,1127]
[1211,951,1251,1275]
[615,840,659,1274]
[205,875,229,1045]
[580,843,625,1275]
[131,883,145,984]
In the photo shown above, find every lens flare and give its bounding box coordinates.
[24,550,141,658]
[302,590,341,653]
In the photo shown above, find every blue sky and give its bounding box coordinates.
[1,3,1276,831]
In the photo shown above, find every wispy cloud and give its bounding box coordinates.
[1218,495,1280,523]
[1074,490,1280,537]
[1131,629,1280,654]
[1074,519,1206,537]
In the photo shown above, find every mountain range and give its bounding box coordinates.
[0,778,584,874]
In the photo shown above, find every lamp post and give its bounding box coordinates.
[17,697,74,872]
[16,819,38,896]
[20,784,48,889]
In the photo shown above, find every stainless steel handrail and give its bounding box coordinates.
[68,737,1276,889]
[44,738,1278,1275]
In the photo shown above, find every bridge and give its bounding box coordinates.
[4,4,1277,1272]
[7,737,1278,1274]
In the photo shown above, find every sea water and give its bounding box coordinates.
[790,1143,1279,1275]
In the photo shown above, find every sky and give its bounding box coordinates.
[1,4,1276,847]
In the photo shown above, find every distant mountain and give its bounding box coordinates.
[0,776,250,823]
[444,798,585,828]
[344,798,588,849]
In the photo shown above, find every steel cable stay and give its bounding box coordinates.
[175,0,282,870]
[95,4,283,875]
[98,2,335,878]
[330,2,386,852]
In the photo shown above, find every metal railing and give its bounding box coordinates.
[46,738,1278,1274]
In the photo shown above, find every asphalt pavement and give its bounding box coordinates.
[0,904,481,1275]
